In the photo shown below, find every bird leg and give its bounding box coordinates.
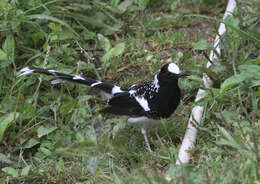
[154,127,166,149]
[141,127,152,153]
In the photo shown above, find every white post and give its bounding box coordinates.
[175,0,237,165]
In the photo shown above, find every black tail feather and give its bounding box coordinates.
[18,66,116,94]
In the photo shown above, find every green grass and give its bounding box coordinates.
[1,0,260,183]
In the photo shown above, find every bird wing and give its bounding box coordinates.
[101,92,146,117]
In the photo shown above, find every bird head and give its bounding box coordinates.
[158,63,189,80]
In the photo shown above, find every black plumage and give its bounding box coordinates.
[18,63,188,152]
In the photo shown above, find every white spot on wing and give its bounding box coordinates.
[135,96,150,111]
[153,74,160,90]
[91,81,102,87]
[129,90,135,95]
[73,75,85,80]
[18,67,34,76]
[168,63,180,74]
[112,86,123,94]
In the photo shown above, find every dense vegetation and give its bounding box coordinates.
[0,0,259,183]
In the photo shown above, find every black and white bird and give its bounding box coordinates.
[18,63,189,152]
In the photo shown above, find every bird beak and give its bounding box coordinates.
[177,72,190,78]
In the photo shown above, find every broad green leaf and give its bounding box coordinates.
[238,64,260,79]
[76,132,85,142]
[146,54,153,61]
[251,80,260,88]
[83,30,96,40]
[48,22,60,32]
[187,75,203,83]
[28,14,79,37]
[86,126,97,145]
[66,12,120,34]
[194,39,210,50]
[118,0,133,13]
[101,42,125,64]
[37,125,57,138]
[22,104,36,119]
[220,74,247,96]
[0,112,19,142]
[3,34,15,61]
[24,138,40,149]
[253,89,260,97]
[245,58,260,65]
[0,60,12,68]
[0,153,14,164]
[0,49,7,61]
[87,156,98,175]
[32,32,45,45]
[101,51,112,64]
[39,147,52,156]
[225,16,239,27]
[112,120,125,138]
[21,165,31,177]
[2,167,18,177]
[60,99,77,116]
[111,0,120,6]
[217,126,249,157]
[66,3,92,11]
[98,34,111,52]
[220,110,237,123]
[108,42,125,57]
[57,159,65,172]
[218,126,240,149]
[58,31,75,40]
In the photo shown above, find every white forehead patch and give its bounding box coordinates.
[111,86,123,94]
[168,63,180,74]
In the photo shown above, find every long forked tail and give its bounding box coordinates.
[18,66,121,95]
